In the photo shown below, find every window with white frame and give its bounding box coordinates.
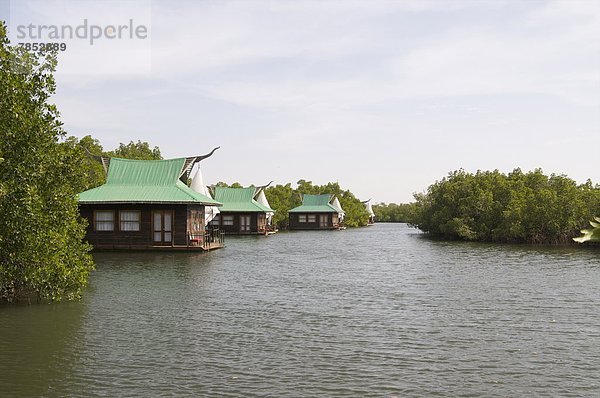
[223,215,234,226]
[308,214,316,223]
[95,211,115,231]
[298,214,307,223]
[120,211,141,231]
[210,214,220,226]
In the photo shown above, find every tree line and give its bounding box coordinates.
[372,202,418,223]
[395,169,600,244]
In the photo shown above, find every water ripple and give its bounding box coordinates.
[1,224,599,397]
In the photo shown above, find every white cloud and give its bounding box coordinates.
[35,0,600,202]
[141,0,600,117]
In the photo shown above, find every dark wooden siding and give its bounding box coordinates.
[79,203,205,249]
[288,212,337,230]
[210,212,266,235]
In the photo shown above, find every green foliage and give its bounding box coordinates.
[412,168,600,243]
[373,202,418,223]
[573,217,600,243]
[0,23,94,302]
[67,135,164,191]
[265,180,369,229]
[265,183,301,229]
[338,191,370,228]
[69,135,106,190]
[215,181,243,188]
[108,140,161,160]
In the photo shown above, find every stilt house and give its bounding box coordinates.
[288,194,344,230]
[208,184,275,234]
[78,149,224,250]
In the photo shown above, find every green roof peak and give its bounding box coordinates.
[302,194,333,206]
[288,193,341,213]
[78,157,221,205]
[213,186,274,213]
[106,158,186,186]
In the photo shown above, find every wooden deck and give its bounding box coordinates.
[91,230,226,252]
[201,241,225,251]
[151,242,224,251]
[91,243,224,251]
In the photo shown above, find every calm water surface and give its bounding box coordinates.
[1,224,599,397]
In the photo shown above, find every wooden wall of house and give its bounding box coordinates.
[288,212,338,230]
[210,212,266,234]
[79,203,205,249]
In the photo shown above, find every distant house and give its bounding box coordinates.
[78,150,224,250]
[363,199,375,224]
[208,185,275,235]
[288,194,344,230]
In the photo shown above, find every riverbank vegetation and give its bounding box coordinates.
[0,25,94,302]
[372,203,418,223]
[411,169,600,244]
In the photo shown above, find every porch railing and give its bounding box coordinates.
[203,228,225,250]
[187,228,225,249]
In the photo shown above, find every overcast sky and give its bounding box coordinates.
[3,0,599,202]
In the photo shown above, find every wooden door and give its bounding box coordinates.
[319,214,328,228]
[240,215,251,233]
[153,210,173,245]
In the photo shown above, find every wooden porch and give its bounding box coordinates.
[89,229,225,251]
[186,229,225,251]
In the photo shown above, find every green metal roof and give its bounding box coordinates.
[213,187,273,213]
[78,158,221,205]
[288,194,340,213]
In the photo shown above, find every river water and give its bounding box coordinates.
[1,224,599,397]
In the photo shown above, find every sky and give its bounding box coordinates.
[2,0,599,203]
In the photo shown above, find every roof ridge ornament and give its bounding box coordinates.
[254,180,274,197]
[80,144,220,181]
[80,145,111,175]
[180,146,220,180]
